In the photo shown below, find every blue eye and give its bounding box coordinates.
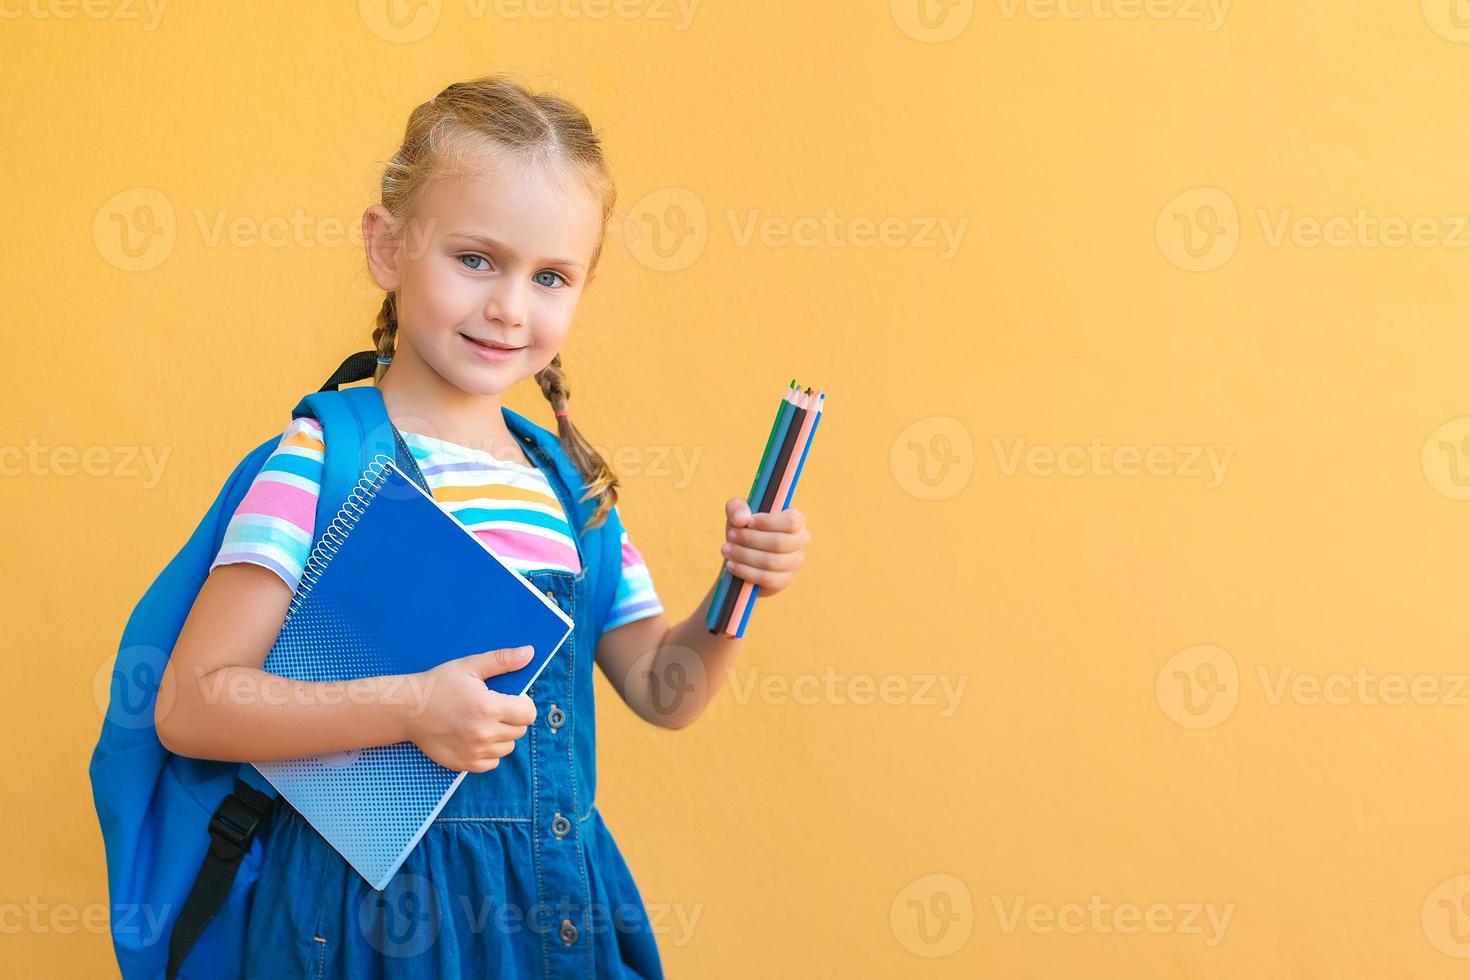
[458,254,489,271]
[534,270,569,288]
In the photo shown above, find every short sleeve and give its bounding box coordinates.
[208,416,325,593]
[601,508,664,633]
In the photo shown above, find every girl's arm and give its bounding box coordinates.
[161,563,537,770]
[594,498,810,729]
[155,563,415,762]
[157,416,537,768]
[594,583,742,730]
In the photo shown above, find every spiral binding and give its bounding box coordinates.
[282,453,398,625]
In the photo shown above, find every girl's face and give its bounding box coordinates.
[366,153,604,397]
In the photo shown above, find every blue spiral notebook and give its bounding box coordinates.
[250,454,573,890]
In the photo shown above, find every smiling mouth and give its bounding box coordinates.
[460,333,524,352]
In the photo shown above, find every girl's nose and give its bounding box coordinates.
[484,278,528,329]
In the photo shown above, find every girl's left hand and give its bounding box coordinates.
[719,497,811,597]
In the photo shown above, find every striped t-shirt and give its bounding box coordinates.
[209,417,664,634]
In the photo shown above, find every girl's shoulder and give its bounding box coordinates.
[277,415,325,449]
[254,415,326,482]
[209,416,325,592]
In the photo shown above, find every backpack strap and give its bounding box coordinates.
[293,387,395,527]
[165,777,274,980]
[592,505,623,633]
[317,349,379,392]
[291,377,431,528]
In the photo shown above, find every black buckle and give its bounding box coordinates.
[205,784,270,862]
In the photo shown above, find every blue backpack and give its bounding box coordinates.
[88,353,624,979]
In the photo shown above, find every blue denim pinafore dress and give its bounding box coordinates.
[241,416,665,979]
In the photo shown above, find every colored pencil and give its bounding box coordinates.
[705,382,797,632]
[709,385,800,632]
[707,381,826,637]
[726,390,823,637]
[714,387,807,632]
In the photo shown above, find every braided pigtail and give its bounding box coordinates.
[371,293,398,384]
[535,353,618,529]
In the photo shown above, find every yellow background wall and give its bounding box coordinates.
[5,1,1470,976]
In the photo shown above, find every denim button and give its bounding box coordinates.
[547,705,566,731]
[544,588,555,599]
[552,813,571,838]
[559,919,579,945]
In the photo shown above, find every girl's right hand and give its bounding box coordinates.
[403,646,539,772]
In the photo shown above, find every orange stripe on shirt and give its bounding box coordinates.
[432,482,560,507]
[281,431,325,452]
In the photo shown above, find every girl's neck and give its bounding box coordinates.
[376,344,529,464]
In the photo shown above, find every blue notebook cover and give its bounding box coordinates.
[250,454,573,890]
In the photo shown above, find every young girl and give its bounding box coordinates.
[157,75,812,978]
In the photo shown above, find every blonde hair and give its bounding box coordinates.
[370,73,619,529]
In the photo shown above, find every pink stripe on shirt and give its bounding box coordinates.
[235,480,318,535]
[474,528,580,570]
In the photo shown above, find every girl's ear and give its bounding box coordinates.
[363,204,402,290]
